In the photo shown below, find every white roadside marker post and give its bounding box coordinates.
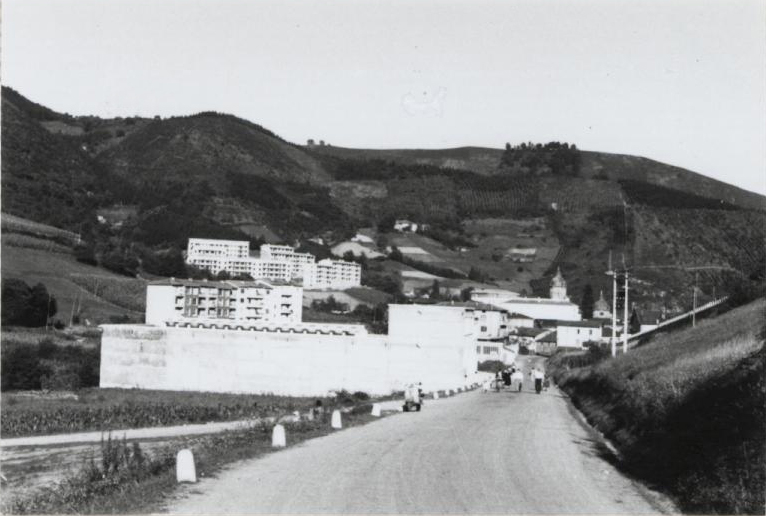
[331,409,342,429]
[371,403,381,417]
[176,449,196,483]
[272,424,286,448]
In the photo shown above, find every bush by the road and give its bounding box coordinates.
[0,338,99,393]
[477,360,505,373]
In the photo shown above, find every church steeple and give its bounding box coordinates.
[595,290,609,311]
[549,267,568,300]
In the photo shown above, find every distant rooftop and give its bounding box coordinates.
[556,320,604,328]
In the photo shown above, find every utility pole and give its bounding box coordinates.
[607,251,617,357]
[622,270,630,353]
[692,271,698,328]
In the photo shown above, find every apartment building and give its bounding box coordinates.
[185,239,361,289]
[303,258,362,289]
[145,278,302,326]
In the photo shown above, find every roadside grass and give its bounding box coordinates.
[549,298,766,514]
[2,406,381,514]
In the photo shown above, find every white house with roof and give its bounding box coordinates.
[473,268,580,321]
[393,219,418,232]
[556,320,604,348]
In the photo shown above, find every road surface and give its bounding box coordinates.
[167,356,675,514]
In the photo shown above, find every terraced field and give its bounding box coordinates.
[1,245,145,324]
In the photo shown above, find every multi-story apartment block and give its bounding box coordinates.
[145,278,302,326]
[185,239,361,290]
[303,258,362,289]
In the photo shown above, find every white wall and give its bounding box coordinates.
[145,286,176,326]
[556,325,601,348]
[100,323,472,396]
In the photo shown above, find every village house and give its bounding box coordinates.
[555,320,604,348]
[630,307,668,333]
[535,330,558,356]
[393,219,419,232]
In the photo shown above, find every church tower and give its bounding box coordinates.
[593,290,612,319]
[549,267,568,300]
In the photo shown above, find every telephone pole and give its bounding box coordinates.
[692,271,698,328]
[622,269,629,354]
[607,251,617,357]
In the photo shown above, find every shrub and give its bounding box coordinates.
[1,346,51,391]
[352,391,370,401]
[38,338,57,359]
[478,360,505,373]
[1,279,57,327]
[40,370,81,391]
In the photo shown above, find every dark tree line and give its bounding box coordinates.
[499,142,581,177]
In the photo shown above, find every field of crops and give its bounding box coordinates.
[67,274,147,312]
[1,233,71,254]
[1,388,349,437]
[538,177,624,212]
[1,213,80,244]
[455,176,543,218]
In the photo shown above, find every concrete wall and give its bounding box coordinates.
[100,323,472,396]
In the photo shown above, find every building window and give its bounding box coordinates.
[480,326,487,332]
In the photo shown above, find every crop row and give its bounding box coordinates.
[68,274,147,312]
[2,400,292,437]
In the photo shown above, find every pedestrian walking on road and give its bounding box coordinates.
[531,367,545,394]
[511,369,524,392]
[501,369,511,389]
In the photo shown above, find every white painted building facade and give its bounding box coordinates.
[145,278,303,326]
[186,239,361,289]
[555,320,604,348]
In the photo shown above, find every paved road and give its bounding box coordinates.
[167,356,675,514]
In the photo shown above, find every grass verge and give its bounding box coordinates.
[2,404,380,514]
[548,298,766,514]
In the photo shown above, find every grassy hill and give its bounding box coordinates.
[548,299,766,514]
[2,86,764,312]
[1,238,145,325]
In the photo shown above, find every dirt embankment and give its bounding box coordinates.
[548,302,765,514]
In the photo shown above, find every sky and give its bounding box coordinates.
[2,0,765,195]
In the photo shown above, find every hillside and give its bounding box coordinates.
[2,86,765,312]
[548,298,766,513]
[1,221,145,325]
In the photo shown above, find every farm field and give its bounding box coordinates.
[0,213,80,245]
[460,218,560,293]
[1,244,145,324]
[0,387,343,438]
